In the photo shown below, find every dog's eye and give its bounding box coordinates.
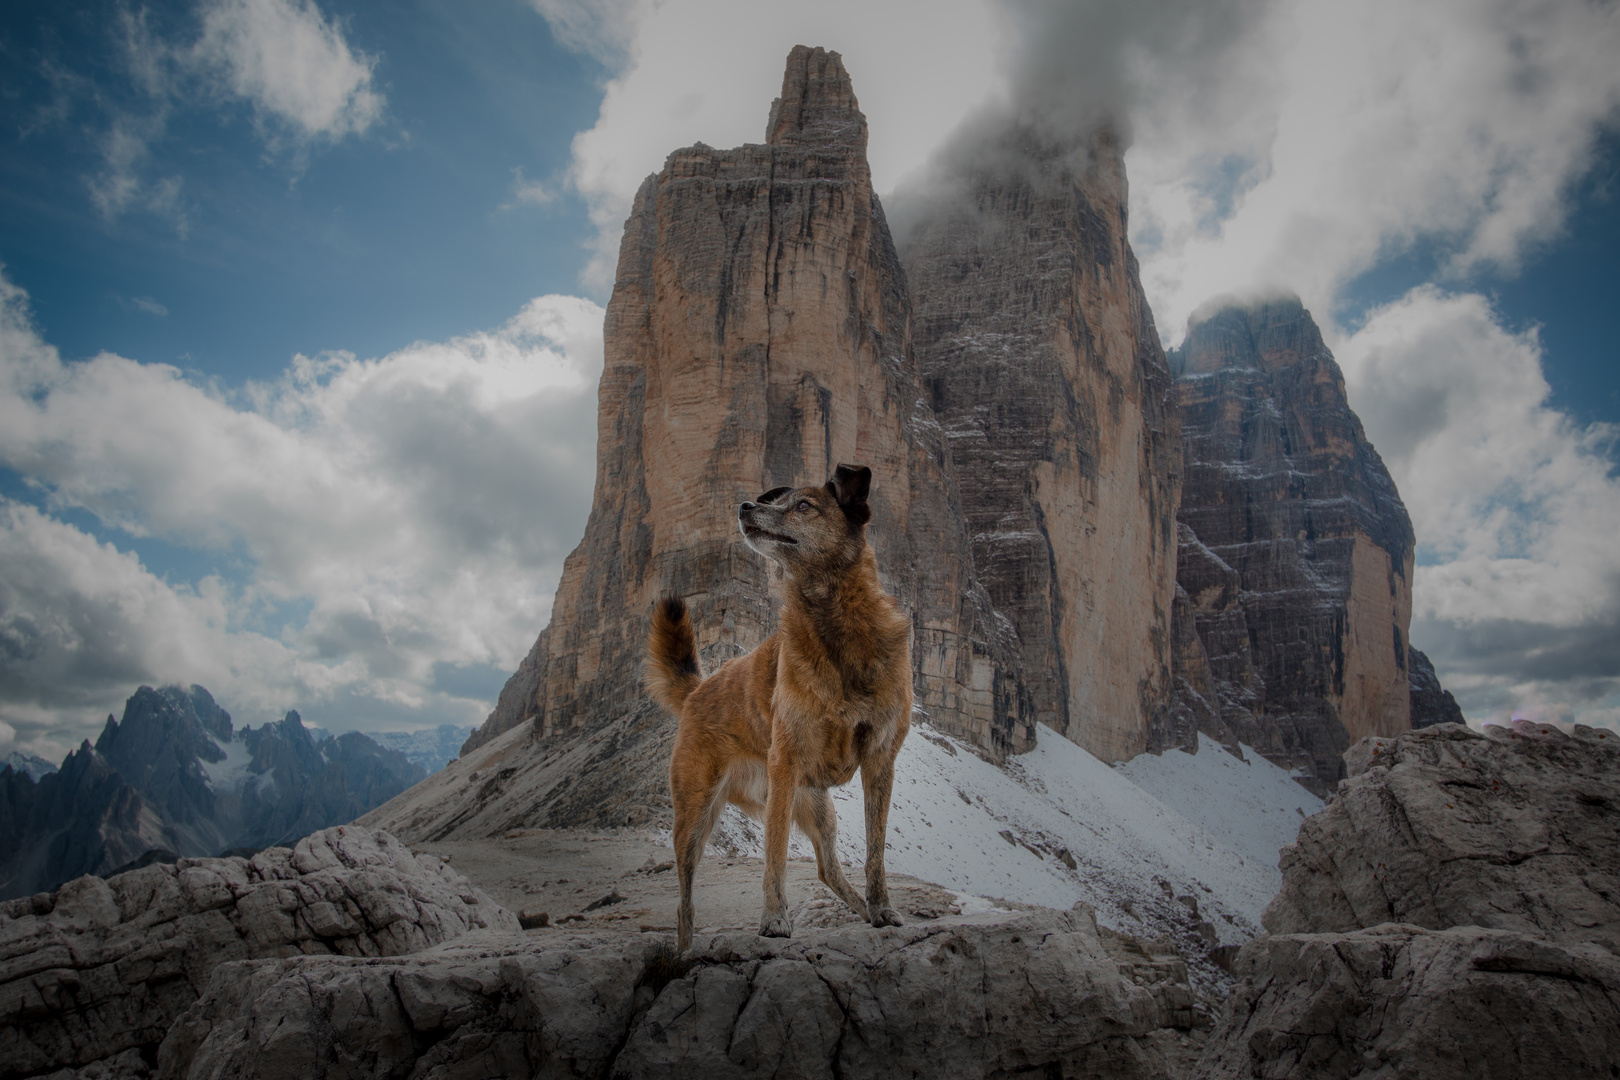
[795,500,812,513]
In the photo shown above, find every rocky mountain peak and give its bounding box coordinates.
[900,106,1181,762]
[1174,295,1328,376]
[765,45,864,149]
[1169,297,1420,790]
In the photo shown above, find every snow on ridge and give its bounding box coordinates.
[199,735,254,794]
[709,720,1318,949]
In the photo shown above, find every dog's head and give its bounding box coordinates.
[738,464,872,576]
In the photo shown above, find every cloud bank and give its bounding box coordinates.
[0,271,602,760]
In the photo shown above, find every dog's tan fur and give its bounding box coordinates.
[646,464,912,950]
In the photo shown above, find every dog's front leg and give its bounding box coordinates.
[759,744,795,938]
[861,751,905,928]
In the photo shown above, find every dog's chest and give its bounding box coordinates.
[794,697,901,787]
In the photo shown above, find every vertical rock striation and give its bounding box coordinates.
[464,47,1031,823]
[900,129,1182,761]
[1169,298,1415,790]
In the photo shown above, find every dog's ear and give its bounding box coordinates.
[756,486,791,505]
[826,464,872,527]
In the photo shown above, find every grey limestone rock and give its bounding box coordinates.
[900,122,1181,764]
[1194,924,1620,1080]
[1263,721,1620,950]
[156,910,1174,1080]
[0,825,516,1080]
[1169,298,1418,793]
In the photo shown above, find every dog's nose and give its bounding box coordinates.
[738,502,754,514]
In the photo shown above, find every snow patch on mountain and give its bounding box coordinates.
[709,720,1318,951]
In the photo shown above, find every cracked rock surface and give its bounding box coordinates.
[1263,721,1620,949]
[0,826,517,1080]
[1193,924,1620,1080]
[156,909,1174,1080]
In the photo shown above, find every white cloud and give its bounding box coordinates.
[1123,0,1620,340]
[192,0,384,141]
[503,167,558,210]
[528,0,645,67]
[78,0,382,226]
[0,270,603,746]
[550,0,1009,293]
[1335,287,1620,726]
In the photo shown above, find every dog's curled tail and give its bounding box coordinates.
[647,596,701,713]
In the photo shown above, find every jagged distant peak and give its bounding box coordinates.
[2,750,59,782]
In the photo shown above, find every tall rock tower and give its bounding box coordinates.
[900,130,1183,762]
[458,47,1031,826]
[1169,298,1415,792]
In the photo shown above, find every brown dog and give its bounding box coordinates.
[646,464,911,950]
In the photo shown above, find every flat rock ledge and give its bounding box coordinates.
[155,909,1180,1080]
[1263,721,1620,948]
[1,826,517,1080]
[1194,923,1620,1079]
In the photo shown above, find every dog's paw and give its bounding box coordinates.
[870,906,904,928]
[758,913,793,938]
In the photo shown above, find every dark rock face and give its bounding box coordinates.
[1264,721,1620,950]
[156,911,1169,1080]
[900,128,1182,762]
[0,687,423,899]
[461,46,1033,822]
[95,686,235,857]
[1408,646,1465,727]
[1196,924,1620,1080]
[0,826,516,1080]
[1169,298,1416,791]
[0,743,162,901]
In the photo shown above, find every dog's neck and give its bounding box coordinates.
[781,545,904,677]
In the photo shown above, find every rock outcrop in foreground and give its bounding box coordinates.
[158,910,1172,1080]
[1196,923,1620,1079]
[0,826,515,1080]
[1196,721,1620,1079]
[1169,299,1417,791]
[1264,720,1620,948]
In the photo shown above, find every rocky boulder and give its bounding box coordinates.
[1194,924,1620,1079]
[1262,722,1620,950]
[156,909,1174,1080]
[0,825,516,1080]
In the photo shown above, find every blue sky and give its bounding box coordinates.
[1,0,1618,759]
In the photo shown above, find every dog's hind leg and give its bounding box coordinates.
[794,786,869,920]
[860,751,905,928]
[671,766,726,952]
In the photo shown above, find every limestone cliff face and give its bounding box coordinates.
[1169,298,1415,790]
[900,131,1182,762]
[463,47,1030,814]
